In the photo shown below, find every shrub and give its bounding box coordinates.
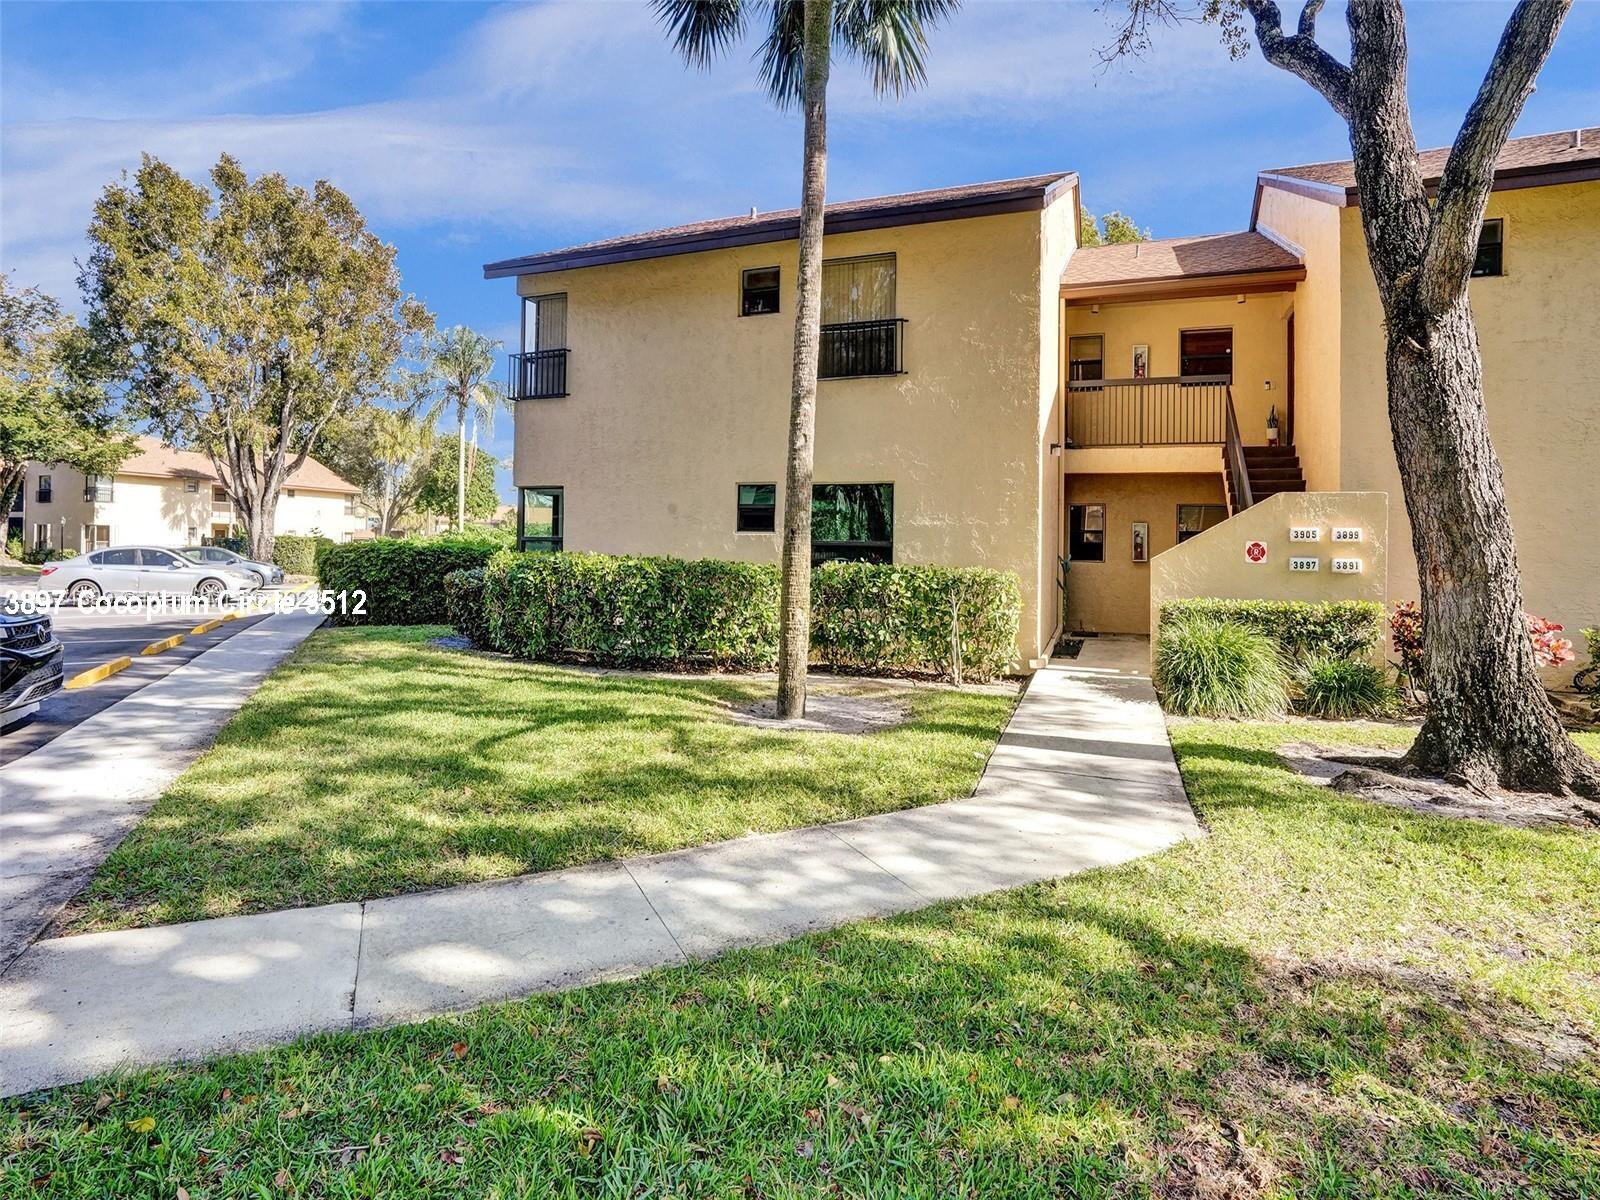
[1295,654,1397,719]
[1155,615,1289,718]
[811,561,1022,683]
[1391,601,1578,683]
[316,535,502,626]
[271,534,333,576]
[443,567,491,646]
[1577,629,1600,696]
[1161,598,1384,662]
[474,552,1024,680]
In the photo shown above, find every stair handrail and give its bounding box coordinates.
[1223,387,1254,512]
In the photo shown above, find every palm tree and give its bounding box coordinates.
[415,326,503,532]
[655,0,958,718]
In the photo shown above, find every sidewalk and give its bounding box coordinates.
[0,609,326,970]
[0,636,1200,1098]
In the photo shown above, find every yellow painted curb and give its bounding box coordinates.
[220,611,242,623]
[65,656,132,690]
[286,579,317,594]
[140,633,186,657]
[191,618,224,636]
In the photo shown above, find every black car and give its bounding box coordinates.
[0,611,65,727]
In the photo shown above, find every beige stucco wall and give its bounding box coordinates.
[1063,291,1292,445]
[1035,186,1081,653]
[1333,180,1600,640]
[1254,186,1344,491]
[1063,471,1227,635]
[17,463,360,551]
[1149,490,1389,657]
[514,203,1071,662]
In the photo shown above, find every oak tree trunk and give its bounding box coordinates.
[775,0,832,720]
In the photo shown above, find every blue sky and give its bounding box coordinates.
[3,1,1597,500]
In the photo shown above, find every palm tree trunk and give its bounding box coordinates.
[455,411,467,534]
[775,0,832,720]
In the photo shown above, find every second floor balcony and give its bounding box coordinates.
[509,348,570,400]
[819,318,906,379]
[1066,375,1230,447]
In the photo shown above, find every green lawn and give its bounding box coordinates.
[8,721,1597,1197]
[64,625,1017,933]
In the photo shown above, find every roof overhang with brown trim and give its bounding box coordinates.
[484,173,1077,279]
[1062,265,1305,306]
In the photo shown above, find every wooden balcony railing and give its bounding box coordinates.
[1066,375,1230,447]
[509,348,570,400]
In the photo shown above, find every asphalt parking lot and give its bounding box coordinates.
[1,593,273,764]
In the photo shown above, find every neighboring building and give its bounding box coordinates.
[484,128,1599,663]
[18,436,364,554]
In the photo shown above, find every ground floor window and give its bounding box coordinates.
[812,483,892,564]
[1068,503,1105,562]
[1177,503,1228,543]
[736,483,776,533]
[82,524,111,551]
[518,487,564,552]
[31,522,52,550]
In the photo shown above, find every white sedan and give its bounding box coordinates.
[36,545,260,605]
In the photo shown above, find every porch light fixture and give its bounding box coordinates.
[1090,303,1100,315]
[1236,293,1246,304]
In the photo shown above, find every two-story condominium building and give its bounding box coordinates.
[15,436,366,554]
[484,127,1599,666]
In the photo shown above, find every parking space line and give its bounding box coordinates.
[65,656,133,690]
[140,633,186,656]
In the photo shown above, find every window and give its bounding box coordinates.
[741,267,780,316]
[518,487,563,552]
[184,478,200,493]
[344,496,356,516]
[1068,335,1104,382]
[822,254,896,323]
[1068,503,1106,562]
[98,547,137,566]
[187,526,199,543]
[82,524,111,551]
[516,293,570,399]
[83,475,114,503]
[32,522,52,549]
[35,475,52,503]
[1177,503,1228,543]
[811,483,892,564]
[522,293,568,353]
[142,549,182,568]
[286,488,296,498]
[1472,218,1504,277]
[212,486,228,503]
[736,483,776,532]
[1180,328,1232,380]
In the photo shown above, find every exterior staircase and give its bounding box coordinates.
[1225,445,1306,511]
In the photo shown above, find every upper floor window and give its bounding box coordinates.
[83,475,114,503]
[1472,218,1504,277]
[819,254,903,378]
[1180,328,1232,380]
[35,474,52,503]
[519,486,564,552]
[812,483,892,564]
[184,478,200,493]
[286,489,297,499]
[741,267,780,316]
[736,483,776,532]
[1177,503,1227,543]
[514,294,570,399]
[1068,335,1104,383]
[212,486,228,503]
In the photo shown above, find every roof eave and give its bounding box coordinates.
[1061,264,1306,305]
[483,173,1078,280]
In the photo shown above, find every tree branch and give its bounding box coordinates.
[1242,0,1351,120]
[1417,0,1572,312]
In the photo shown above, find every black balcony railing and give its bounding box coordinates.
[1066,375,1230,447]
[819,318,906,379]
[509,348,569,400]
[83,480,114,503]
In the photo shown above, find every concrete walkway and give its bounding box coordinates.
[0,609,326,970]
[0,636,1199,1098]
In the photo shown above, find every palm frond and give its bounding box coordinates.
[756,0,807,107]
[654,0,749,69]
[834,0,959,98]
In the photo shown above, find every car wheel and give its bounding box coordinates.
[66,580,102,607]
[194,578,228,605]
[248,569,266,588]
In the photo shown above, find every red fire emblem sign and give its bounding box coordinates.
[1245,540,1268,563]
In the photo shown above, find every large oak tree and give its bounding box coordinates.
[79,154,432,561]
[1113,0,1598,798]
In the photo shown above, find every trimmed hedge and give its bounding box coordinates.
[811,561,1022,683]
[454,552,1021,681]
[316,535,502,626]
[272,534,333,577]
[443,567,490,648]
[1158,598,1384,661]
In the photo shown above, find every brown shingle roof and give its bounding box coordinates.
[1061,231,1302,290]
[118,436,360,494]
[484,172,1076,278]
[1264,126,1600,193]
